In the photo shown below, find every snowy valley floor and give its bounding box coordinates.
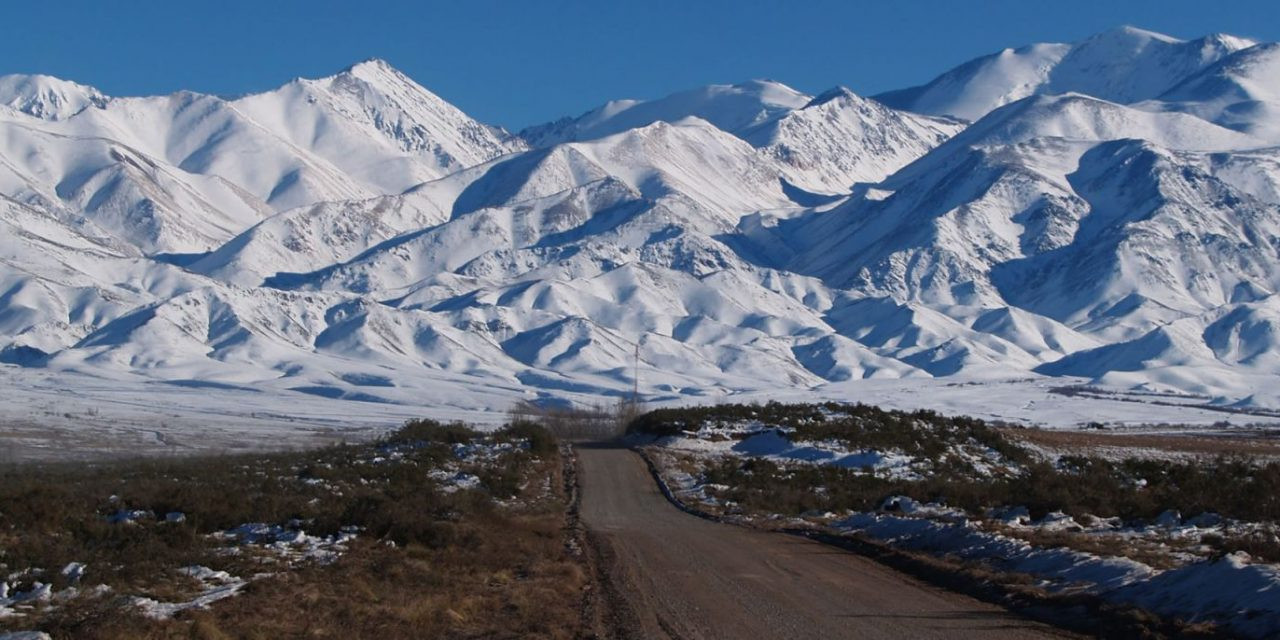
[4,366,1279,462]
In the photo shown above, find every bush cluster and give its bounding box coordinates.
[0,418,567,637]
[644,403,1280,531]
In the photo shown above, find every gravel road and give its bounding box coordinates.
[577,443,1075,639]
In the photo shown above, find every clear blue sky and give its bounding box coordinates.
[5,0,1279,130]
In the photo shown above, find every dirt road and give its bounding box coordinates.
[576,443,1073,639]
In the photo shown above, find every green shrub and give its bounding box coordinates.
[501,420,558,456]
[647,403,1280,526]
[386,419,478,445]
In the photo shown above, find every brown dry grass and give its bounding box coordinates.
[990,525,1186,571]
[1003,426,1280,460]
[1,420,589,639]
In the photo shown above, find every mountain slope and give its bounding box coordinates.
[1152,43,1280,142]
[784,93,1277,344]
[187,190,454,286]
[0,114,273,254]
[232,59,526,193]
[0,61,524,254]
[741,87,964,193]
[0,74,108,120]
[263,118,797,294]
[876,27,1255,121]
[519,80,811,147]
[3,31,1280,413]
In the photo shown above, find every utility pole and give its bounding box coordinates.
[632,339,640,405]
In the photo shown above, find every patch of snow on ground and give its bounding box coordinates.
[428,469,482,493]
[129,566,250,620]
[1117,552,1280,638]
[654,417,1005,479]
[58,563,85,584]
[834,507,1280,638]
[416,438,527,493]
[658,420,903,467]
[215,522,358,566]
[836,511,1156,592]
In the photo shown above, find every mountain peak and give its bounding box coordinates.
[324,57,419,90]
[341,57,399,77]
[874,27,1256,121]
[1203,32,1259,51]
[519,79,810,147]
[0,73,108,120]
[349,57,393,70]
[1070,26,1253,60]
[1094,25,1180,44]
[731,78,795,91]
[804,86,861,109]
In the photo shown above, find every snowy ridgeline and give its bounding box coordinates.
[642,409,1280,638]
[2,26,1280,436]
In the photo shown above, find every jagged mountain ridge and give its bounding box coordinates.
[0,59,524,254]
[741,87,965,194]
[3,27,1280,412]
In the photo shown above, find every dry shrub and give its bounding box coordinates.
[3,419,586,639]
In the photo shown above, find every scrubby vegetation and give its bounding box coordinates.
[509,399,641,440]
[631,401,1027,463]
[0,419,585,639]
[633,402,1280,562]
[692,450,1280,527]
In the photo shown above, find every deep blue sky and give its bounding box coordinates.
[5,0,1279,130]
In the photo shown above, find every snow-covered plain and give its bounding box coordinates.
[4,369,1276,461]
[4,26,1280,455]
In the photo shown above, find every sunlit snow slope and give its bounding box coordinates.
[3,27,1280,416]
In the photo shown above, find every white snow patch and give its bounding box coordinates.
[129,566,249,620]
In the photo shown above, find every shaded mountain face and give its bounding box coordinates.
[3,27,1280,412]
[1153,43,1280,142]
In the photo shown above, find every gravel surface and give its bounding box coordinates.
[576,442,1075,639]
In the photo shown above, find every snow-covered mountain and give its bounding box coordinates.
[232,59,526,194]
[522,81,961,195]
[741,87,964,194]
[518,80,811,147]
[0,60,523,254]
[4,28,1280,416]
[876,26,1256,121]
[0,74,108,120]
[1153,43,1280,142]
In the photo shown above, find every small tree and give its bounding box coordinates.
[506,398,643,439]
